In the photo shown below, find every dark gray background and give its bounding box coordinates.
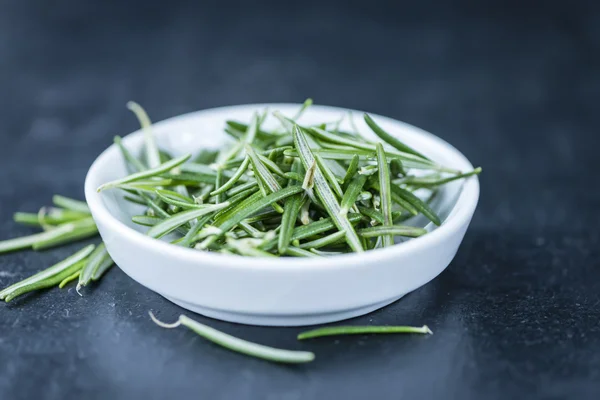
[1,0,599,399]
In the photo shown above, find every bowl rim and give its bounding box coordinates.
[85,103,479,271]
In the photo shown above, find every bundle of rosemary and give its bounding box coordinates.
[98,100,480,256]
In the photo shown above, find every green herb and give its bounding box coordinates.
[0,244,94,301]
[77,243,111,292]
[278,160,306,254]
[97,154,191,192]
[391,185,441,226]
[364,114,429,160]
[31,218,97,250]
[59,270,81,289]
[340,175,368,217]
[210,156,250,196]
[4,259,86,302]
[288,213,363,243]
[114,136,146,172]
[155,190,200,210]
[315,154,344,199]
[127,101,161,168]
[52,195,91,214]
[376,143,393,247]
[399,167,482,187]
[91,257,114,281]
[132,215,162,226]
[298,230,347,249]
[147,203,231,239]
[245,144,285,214]
[284,246,319,257]
[342,154,360,189]
[150,312,315,363]
[297,325,433,339]
[292,125,364,253]
[214,169,225,204]
[292,98,313,120]
[0,217,97,254]
[368,179,418,215]
[214,186,303,237]
[358,225,427,238]
[13,209,86,227]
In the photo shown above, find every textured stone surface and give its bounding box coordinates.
[0,1,599,399]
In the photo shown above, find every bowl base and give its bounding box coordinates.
[161,294,406,326]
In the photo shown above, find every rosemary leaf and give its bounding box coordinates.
[292,125,363,252]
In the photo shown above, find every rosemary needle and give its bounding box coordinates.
[214,186,303,236]
[358,225,427,238]
[376,143,393,247]
[0,244,94,300]
[364,114,429,160]
[147,202,231,239]
[297,325,433,339]
[91,257,115,281]
[298,230,347,249]
[31,218,98,250]
[391,185,441,226]
[0,224,76,254]
[59,270,81,289]
[315,154,344,199]
[278,160,306,254]
[97,154,191,192]
[292,98,313,120]
[210,156,250,196]
[293,125,364,252]
[77,243,110,291]
[400,167,482,187]
[340,175,368,217]
[4,259,86,302]
[52,195,91,214]
[342,154,360,189]
[127,101,161,168]
[114,135,146,173]
[149,312,315,364]
[14,209,89,227]
[284,246,319,257]
[0,217,96,254]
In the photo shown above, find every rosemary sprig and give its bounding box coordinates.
[0,244,95,301]
[364,114,429,160]
[77,243,111,292]
[150,312,315,364]
[376,143,394,247]
[97,154,191,192]
[297,325,433,339]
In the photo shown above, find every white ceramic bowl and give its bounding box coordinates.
[84,104,479,326]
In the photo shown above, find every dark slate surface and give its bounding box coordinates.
[1,1,599,399]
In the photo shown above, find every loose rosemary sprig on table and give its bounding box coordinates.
[297,324,433,340]
[150,312,316,364]
[0,194,113,302]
